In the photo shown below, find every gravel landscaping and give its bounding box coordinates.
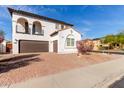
[0,53,121,87]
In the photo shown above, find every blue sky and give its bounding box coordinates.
[1,5,124,40]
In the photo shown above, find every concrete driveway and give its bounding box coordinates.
[10,56,124,88]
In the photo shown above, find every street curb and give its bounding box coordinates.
[94,72,124,88]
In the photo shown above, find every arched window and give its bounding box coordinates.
[66,34,75,47]
[16,18,29,34]
[32,21,43,35]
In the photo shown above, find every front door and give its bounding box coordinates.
[53,40,58,53]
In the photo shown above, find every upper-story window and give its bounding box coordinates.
[61,24,64,29]
[32,21,44,35]
[16,18,29,34]
[55,23,59,30]
[55,23,65,30]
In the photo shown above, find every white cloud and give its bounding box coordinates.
[94,20,124,26]
[7,5,38,13]
[41,6,58,12]
[82,20,92,26]
[82,28,91,32]
[4,5,61,16]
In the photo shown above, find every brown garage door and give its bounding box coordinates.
[19,40,49,53]
[53,40,58,53]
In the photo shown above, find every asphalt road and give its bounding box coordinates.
[109,76,124,88]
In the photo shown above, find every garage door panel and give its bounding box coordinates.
[19,40,49,53]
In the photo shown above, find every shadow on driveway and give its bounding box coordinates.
[0,54,42,74]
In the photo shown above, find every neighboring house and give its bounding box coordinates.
[93,38,110,50]
[0,40,6,53]
[6,41,12,53]
[8,8,81,54]
[92,38,101,50]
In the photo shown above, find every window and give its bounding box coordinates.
[67,38,70,46]
[71,38,74,46]
[61,25,64,29]
[55,23,59,29]
[66,35,75,47]
[32,21,43,35]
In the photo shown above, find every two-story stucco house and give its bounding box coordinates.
[8,8,81,54]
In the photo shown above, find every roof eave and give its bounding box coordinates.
[7,7,13,16]
[7,7,74,26]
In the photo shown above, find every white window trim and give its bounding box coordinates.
[55,23,59,30]
[65,34,75,48]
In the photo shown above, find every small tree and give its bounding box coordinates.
[0,29,5,43]
[76,39,94,56]
[101,32,124,49]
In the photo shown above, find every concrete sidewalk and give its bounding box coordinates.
[10,56,124,88]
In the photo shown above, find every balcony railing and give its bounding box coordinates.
[32,30,44,36]
[16,25,44,36]
[16,25,30,34]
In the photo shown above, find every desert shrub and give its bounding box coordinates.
[101,32,124,49]
[76,39,94,55]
